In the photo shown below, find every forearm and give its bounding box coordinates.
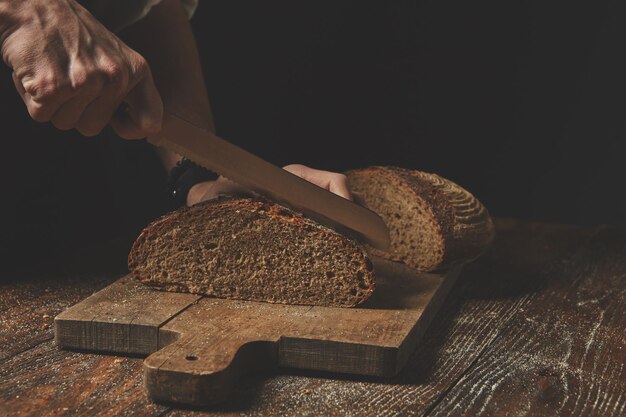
[119,0,215,172]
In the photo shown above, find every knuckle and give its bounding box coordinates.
[24,76,63,103]
[134,55,149,74]
[127,52,149,80]
[73,65,108,95]
[70,70,89,92]
[101,62,128,89]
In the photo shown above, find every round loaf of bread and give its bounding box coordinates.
[128,197,375,307]
[346,166,494,271]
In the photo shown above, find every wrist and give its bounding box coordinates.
[165,158,219,209]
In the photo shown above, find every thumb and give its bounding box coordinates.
[111,71,163,139]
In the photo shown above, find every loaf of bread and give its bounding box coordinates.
[128,197,375,307]
[129,166,493,307]
[346,166,494,272]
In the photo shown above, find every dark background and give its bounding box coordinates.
[193,0,626,225]
[1,0,625,272]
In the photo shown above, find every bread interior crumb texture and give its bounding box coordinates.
[129,199,374,307]
[347,171,445,270]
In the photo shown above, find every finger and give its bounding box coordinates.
[328,174,353,200]
[198,178,251,202]
[282,164,307,177]
[74,92,122,136]
[283,164,353,200]
[283,164,330,187]
[51,90,101,132]
[12,72,64,122]
[14,73,74,122]
[213,176,252,196]
[110,70,162,139]
[12,72,26,98]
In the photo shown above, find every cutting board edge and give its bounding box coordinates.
[395,265,462,372]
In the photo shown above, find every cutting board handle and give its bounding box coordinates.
[143,333,277,405]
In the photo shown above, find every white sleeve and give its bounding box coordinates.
[81,0,199,32]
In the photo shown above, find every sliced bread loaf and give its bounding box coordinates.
[346,166,494,271]
[128,197,375,307]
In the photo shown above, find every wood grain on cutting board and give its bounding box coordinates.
[55,258,459,406]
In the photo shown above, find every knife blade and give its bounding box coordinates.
[147,111,390,250]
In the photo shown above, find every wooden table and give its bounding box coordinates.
[1,219,625,416]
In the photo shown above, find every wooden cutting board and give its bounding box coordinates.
[54,258,460,406]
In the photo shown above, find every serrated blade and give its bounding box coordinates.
[148,111,390,250]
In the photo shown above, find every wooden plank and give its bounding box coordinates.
[427,224,626,417]
[55,276,201,355]
[0,339,168,417]
[0,274,116,363]
[56,258,458,406]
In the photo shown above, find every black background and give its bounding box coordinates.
[192,0,626,225]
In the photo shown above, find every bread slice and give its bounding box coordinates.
[346,166,494,271]
[128,197,375,307]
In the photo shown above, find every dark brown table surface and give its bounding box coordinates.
[1,219,625,416]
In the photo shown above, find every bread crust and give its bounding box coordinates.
[346,166,494,270]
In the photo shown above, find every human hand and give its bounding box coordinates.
[0,0,162,138]
[281,164,352,200]
[187,164,353,206]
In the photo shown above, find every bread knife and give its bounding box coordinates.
[147,111,390,250]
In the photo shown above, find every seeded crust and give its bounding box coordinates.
[346,166,494,271]
[128,197,375,307]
